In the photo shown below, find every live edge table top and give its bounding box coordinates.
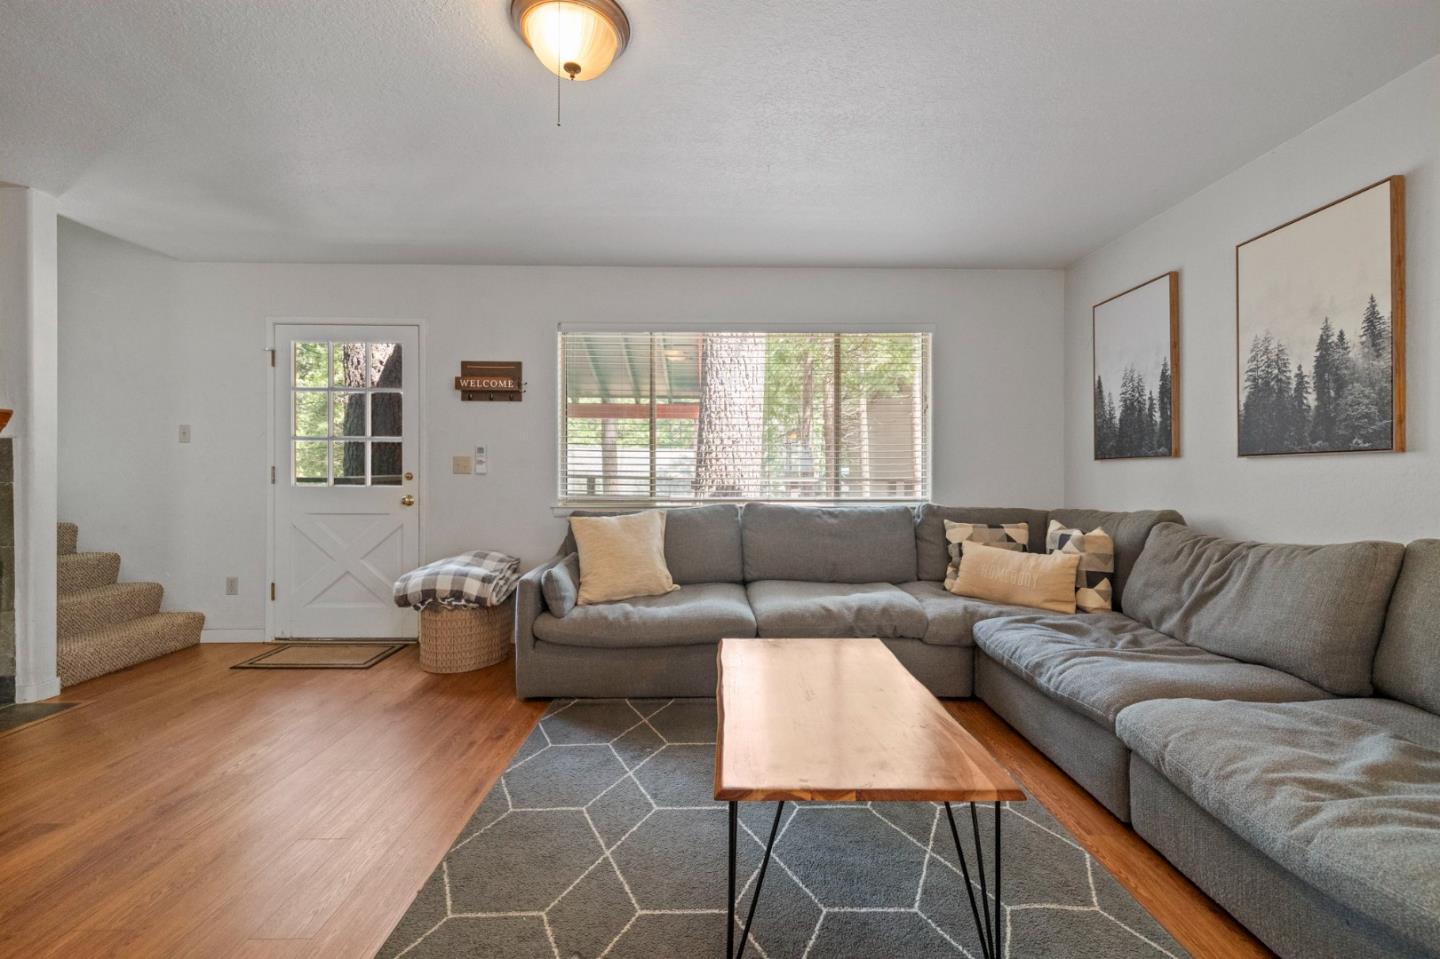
[714,638,1026,804]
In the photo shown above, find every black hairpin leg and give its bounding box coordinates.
[726,801,737,959]
[944,801,1005,959]
[726,801,784,959]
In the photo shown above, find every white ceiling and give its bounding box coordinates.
[2,0,1437,267]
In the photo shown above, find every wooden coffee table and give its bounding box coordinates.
[715,637,1025,959]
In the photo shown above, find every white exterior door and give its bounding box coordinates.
[273,323,420,638]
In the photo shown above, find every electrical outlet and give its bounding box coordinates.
[225,576,239,595]
[178,424,192,444]
[474,445,488,475]
[452,455,473,474]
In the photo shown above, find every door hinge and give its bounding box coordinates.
[268,348,276,368]
[270,465,276,484]
[270,582,276,601]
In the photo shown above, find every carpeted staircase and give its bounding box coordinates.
[57,521,205,686]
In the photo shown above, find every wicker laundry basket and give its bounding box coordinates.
[418,598,513,673]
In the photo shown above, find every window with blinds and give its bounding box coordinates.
[559,331,930,505]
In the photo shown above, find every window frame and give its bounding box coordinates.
[555,327,933,509]
[289,340,405,488]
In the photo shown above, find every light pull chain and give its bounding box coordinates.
[555,0,562,126]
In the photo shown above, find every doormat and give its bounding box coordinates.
[0,701,80,736]
[232,642,407,670]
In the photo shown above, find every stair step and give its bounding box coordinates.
[58,552,121,595]
[57,582,164,639]
[58,611,205,687]
[58,522,78,556]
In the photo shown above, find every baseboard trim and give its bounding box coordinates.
[201,628,266,644]
[16,675,62,703]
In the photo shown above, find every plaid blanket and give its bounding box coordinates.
[393,551,521,609]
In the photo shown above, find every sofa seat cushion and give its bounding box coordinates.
[1300,697,1440,751]
[746,581,927,639]
[1116,698,1440,950]
[898,581,1037,647]
[972,612,1330,730]
[533,582,756,649]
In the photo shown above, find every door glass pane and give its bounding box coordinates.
[294,441,328,483]
[372,442,403,485]
[333,442,367,485]
[332,343,369,388]
[370,343,402,387]
[294,391,328,437]
[332,392,367,437]
[294,343,328,388]
[370,393,402,438]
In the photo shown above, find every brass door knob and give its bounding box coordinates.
[401,495,415,507]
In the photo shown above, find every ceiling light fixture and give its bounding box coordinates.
[510,0,630,83]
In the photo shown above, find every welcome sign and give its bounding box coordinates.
[455,361,524,401]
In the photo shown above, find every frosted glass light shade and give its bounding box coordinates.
[513,0,630,81]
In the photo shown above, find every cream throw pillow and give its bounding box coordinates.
[949,541,1080,614]
[570,510,679,606]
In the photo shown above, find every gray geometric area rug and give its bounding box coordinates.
[380,699,1189,959]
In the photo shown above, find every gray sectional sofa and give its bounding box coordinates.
[514,502,1179,699]
[514,503,1440,959]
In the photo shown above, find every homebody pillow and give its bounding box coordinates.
[569,510,679,605]
[949,541,1080,613]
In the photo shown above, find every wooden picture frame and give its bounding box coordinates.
[1235,176,1405,456]
[1092,271,1180,460]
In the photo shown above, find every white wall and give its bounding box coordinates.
[1063,56,1439,543]
[57,236,1064,639]
[2,187,60,701]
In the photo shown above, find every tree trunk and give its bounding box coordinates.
[340,345,368,480]
[694,335,767,498]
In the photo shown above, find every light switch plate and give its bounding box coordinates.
[474,445,488,475]
[452,455,473,474]
[178,424,191,443]
[225,576,239,596]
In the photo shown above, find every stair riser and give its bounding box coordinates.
[58,612,205,687]
[57,522,78,556]
[57,584,164,639]
[58,553,121,595]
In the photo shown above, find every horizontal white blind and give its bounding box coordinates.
[558,331,930,505]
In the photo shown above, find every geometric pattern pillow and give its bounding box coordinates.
[1046,520,1115,613]
[943,520,1029,590]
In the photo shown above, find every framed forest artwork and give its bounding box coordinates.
[1236,176,1405,456]
[1092,272,1179,460]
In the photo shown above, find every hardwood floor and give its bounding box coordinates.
[0,646,1268,958]
[0,644,543,959]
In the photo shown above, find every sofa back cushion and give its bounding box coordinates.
[741,503,917,583]
[914,505,1050,580]
[1125,522,1405,696]
[561,504,744,584]
[1372,539,1440,713]
[1048,508,1184,612]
